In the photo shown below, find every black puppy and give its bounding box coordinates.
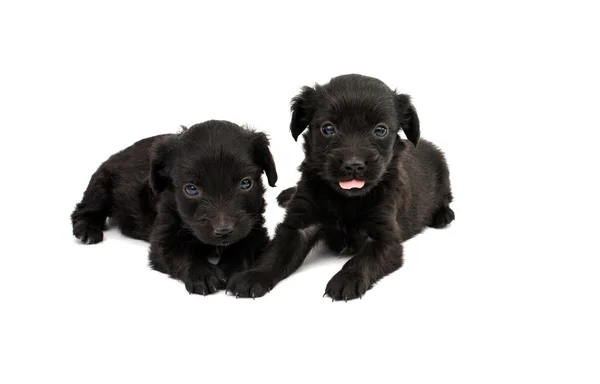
[227,74,454,300]
[71,120,278,295]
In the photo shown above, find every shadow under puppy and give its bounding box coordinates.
[71,120,278,295]
[227,74,454,301]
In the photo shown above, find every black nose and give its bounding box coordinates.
[213,226,234,238]
[343,159,366,173]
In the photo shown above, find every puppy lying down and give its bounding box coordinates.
[228,74,455,300]
[71,120,278,295]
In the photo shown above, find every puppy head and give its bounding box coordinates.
[290,74,420,197]
[150,120,277,246]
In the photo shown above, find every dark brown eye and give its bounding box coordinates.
[373,124,388,137]
[321,123,336,136]
[240,178,252,190]
[183,184,200,196]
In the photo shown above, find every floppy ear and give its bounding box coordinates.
[251,132,278,187]
[149,135,179,194]
[290,86,317,141]
[395,93,420,146]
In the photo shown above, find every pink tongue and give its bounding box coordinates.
[339,180,365,190]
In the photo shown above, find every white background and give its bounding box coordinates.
[1,1,599,383]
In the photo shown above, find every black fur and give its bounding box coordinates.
[71,120,278,295]
[227,74,454,300]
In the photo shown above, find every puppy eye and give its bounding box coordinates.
[320,123,337,137]
[373,124,388,137]
[183,184,200,197]
[240,178,253,190]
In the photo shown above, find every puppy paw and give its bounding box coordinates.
[72,220,104,244]
[325,269,369,301]
[430,206,455,229]
[276,187,296,208]
[226,270,273,299]
[185,265,227,296]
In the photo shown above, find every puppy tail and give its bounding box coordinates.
[276,187,296,208]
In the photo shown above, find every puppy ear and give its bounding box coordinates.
[251,132,278,187]
[395,93,420,146]
[290,86,317,141]
[150,135,179,194]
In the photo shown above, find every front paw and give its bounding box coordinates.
[226,270,274,299]
[325,269,370,301]
[184,265,227,296]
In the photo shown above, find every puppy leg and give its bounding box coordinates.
[226,225,321,298]
[71,168,111,244]
[226,193,321,298]
[429,156,455,229]
[325,213,403,301]
[217,227,269,279]
[184,258,228,295]
[149,215,226,295]
[150,243,226,295]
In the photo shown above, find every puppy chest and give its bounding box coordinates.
[323,201,369,222]
[323,217,365,237]
[322,220,368,255]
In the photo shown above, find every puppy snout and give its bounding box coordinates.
[212,215,235,238]
[213,226,234,238]
[342,157,366,174]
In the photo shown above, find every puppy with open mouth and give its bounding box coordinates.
[71,120,278,295]
[228,74,455,300]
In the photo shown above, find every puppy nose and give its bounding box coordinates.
[343,158,366,173]
[213,226,234,238]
